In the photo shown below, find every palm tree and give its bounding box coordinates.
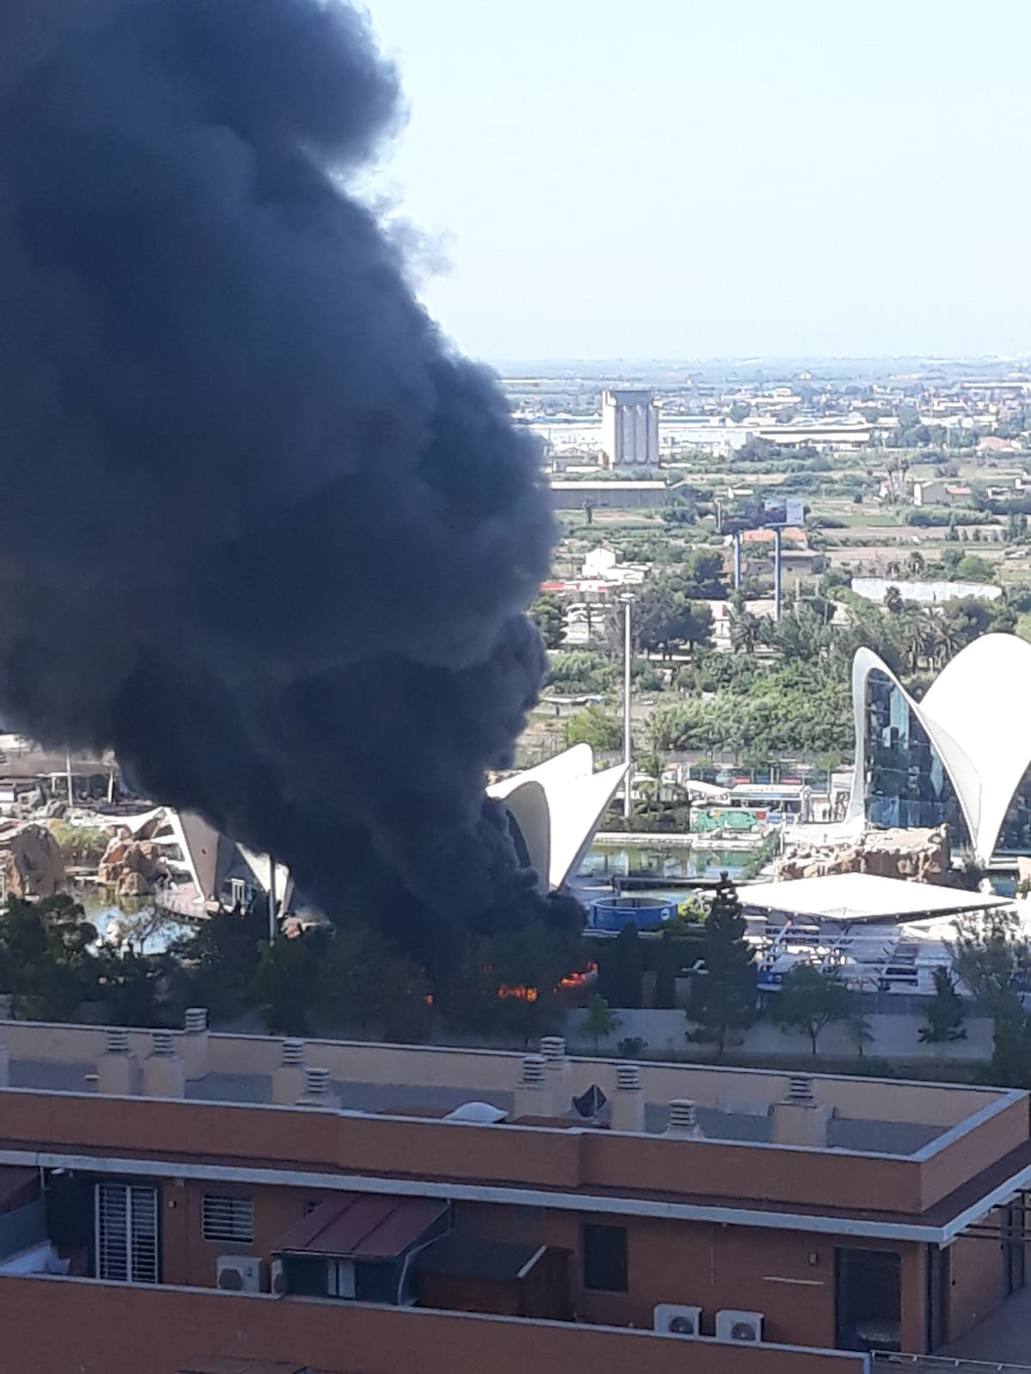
[729,605,759,655]
[884,585,904,616]
[906,550,925,577]
[934,615,963,669]
[898,608,934,673]
[584,994,621,1054]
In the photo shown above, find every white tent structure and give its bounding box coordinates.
[849,633,1031,862]
[742,871,1006,924]
[488,744,628,892]
[745,872,1011,997]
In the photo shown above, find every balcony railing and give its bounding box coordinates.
[874,1353,1031,1373]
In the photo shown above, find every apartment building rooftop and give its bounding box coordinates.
[0,1017,1026,1244]
[0,1016,1028,1373]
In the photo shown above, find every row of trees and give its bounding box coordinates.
[0,892,595,1047]
[588,876,975,1063]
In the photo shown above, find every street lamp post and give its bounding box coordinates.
[620,594,635,820]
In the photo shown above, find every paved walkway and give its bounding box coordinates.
[943,1284,1031,1365]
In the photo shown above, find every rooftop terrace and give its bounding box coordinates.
[0,1018,1025,1241]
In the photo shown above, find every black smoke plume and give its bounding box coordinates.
[0,0,561,964]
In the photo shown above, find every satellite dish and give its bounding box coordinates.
[572,1084,608,1118]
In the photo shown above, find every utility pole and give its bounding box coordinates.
[621,594,634,820]
[65,748,74,809]
[773,526,783,622]
[733,530,742,591]
[267,855,277,943]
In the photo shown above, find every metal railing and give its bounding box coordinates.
[874,1353,1031,1373]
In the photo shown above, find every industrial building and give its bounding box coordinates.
[0,1018,1027,1371]
[547,478,670,511]
[600,389,660,468]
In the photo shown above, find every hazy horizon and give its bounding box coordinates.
[365,0,1031,364]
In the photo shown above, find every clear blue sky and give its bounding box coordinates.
[363,0,1031,363]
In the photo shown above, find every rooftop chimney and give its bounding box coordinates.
[181,1007,210,1081]
[539,1036,570,1116]
[96,1028,138,1096]
[771,1075,832,1148]
[514,1054,548,1119]
[297,1065,337,1109]
[272,1038,306,1105]
[666,1099,703,1139]
[143,1030,184,1099]
[281,1038,305,1066]
[610,1061,645,1134]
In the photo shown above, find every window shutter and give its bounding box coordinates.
[201,1194,255,1243]
[95,1183,158,1284]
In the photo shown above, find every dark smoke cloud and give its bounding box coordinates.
[0,0,558,961]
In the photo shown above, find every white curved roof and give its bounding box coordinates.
[743,871,1005,922]
[850,633,1031,861]
[488,744,628,891]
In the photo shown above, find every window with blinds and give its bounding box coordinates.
[95,1182,159,1284]
[201,1194,254,1243]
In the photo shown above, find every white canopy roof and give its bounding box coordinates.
[741,871,1006,923]
[849,633,1031,863]
[488,744,628,891]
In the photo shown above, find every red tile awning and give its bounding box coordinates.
[276,1193,448,1261]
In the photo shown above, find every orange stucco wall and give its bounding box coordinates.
[157,1177,931,1354]
[0,1088,928,1213]
[0,1275,871,1374]
[946,1228,1009,1343]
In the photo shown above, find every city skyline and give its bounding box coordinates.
[366,0,1031,363]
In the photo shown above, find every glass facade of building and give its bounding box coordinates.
[997,769,1031,854]
[863,669,970,843]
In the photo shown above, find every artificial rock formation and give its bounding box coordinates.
[775,826,951,884]
[0,822,65,898]
[97,834,168,898]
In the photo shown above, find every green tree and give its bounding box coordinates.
[883,584,904,616]
[563,704,622,751]
[770,964,854,1056]
[905,550,925,577]
[97,948,168,1027]
[171,900,267,1022]
[597,923,644,1008]
[652,929,678,1009]
[530,592,566,650]
[681,548,726,598]
[989,997,1031,1088]
[918,966,967,1046]
[954,554,993,583]
[688,874,755,1055]
[849,1009,874,1058]
[0,895,99,1022]
[728,603,762,655]
[948,909,1031,1004]
[631,573,714,659]
[314,922,399,1032]
[249,933,317,1036]
[584,993,621,1054]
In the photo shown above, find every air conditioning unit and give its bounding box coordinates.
[270,1257,287,1297]
[715,1309,764,1343]
[216,1255,261,1293]
[654,1304,702,1336]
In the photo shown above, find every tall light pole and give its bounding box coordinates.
[620,594,635,820]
